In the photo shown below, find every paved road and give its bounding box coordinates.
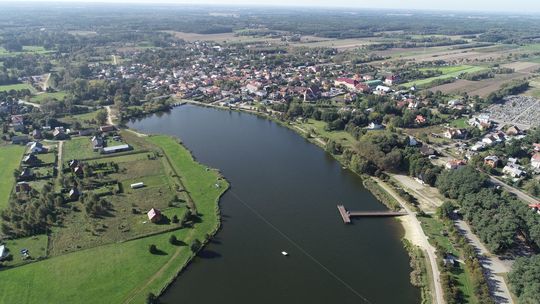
[454,220,514,304]
[489,175,539,205]
[375,179,445,304]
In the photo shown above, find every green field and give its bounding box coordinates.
[62,137,101,161]
[1,235,48,267]
[403,65,486,88]
[419,215,478,304]
[0,46,52,56]
[30,92,68,103]
[0,83,35,93]
[0,135,229,304]
[449,117,469,128]
[0,145,26,211]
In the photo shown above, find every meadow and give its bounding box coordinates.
[0,135,229,304]
[0,145,26,212]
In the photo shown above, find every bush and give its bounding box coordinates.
[169,235,178,245]
[172,215,179,223]
[149,244,158,254]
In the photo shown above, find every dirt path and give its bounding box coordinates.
[18,99,41,108]
[455,220,514,304]
[374,178,444,304]
[293,125,326,146]
[105,106,115,126]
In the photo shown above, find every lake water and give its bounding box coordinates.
[128,105,420,304]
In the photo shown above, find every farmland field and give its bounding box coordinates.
[402,65,485,88]
[0,145,26,212]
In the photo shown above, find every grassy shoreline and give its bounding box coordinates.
[0,135,229,304]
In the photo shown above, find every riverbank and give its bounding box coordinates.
[0,135,229,304]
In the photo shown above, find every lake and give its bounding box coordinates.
[128,104,420,304]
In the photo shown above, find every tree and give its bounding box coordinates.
[508,255,540,304]
[169,235,178,245]
[190,239,202,253]
[96,110,108,125]
[149,244,158,254]
[146,293,159,304]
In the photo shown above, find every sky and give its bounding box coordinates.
[1,0,540,13]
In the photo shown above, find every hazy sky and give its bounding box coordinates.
[2,0,540,13]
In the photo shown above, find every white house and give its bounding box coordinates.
[503,163,525,178]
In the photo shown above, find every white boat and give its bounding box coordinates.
[281,251,289,256]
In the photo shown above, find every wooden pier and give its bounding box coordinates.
[337,205,407,224]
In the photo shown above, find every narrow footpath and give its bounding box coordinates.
[374,178,444,304]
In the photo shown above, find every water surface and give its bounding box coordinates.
[128,105,420,304]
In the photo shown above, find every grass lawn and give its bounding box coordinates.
[0,145,26,211]
[59,111,99,129]
[0,135,229,304]
[0,83,35,93]
[62,137,101,161]
[449,117,468,128]
[30,92,68,103]
[36,152,56,165]
[1,235,48,267]
[402,65,486,88]
[296,119,357,147]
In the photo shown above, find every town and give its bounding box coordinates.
[0,3,540,304]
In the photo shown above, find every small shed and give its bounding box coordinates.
[130,182,144,189]
[147,208,162,223]
[0,245,8,260]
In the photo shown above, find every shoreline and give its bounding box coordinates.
[141,100,441,303]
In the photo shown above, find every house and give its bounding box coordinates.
[69,188,80,200]
[420,145,436,156]
[29,141,46,154]
[0,245,8,261]
[444,128,466,140]
[12,135,29,145]
[73,165,84,177]
[367,122,383,130]
[53,127,67,140]
[469,114,492,131]
[415,115,426,125]
[375,85,391,94]
[22,154,40,167]
[445,159,467,170]
[384,74,400,86]
[11,115,24,132]
[91,136,104,151]
[533,143,540,152]
[484,156,500,168]
[32,129,42,140]
[100,144,132,154]
[531,153,540,170]
[471,142,487,152]
[503,163,525,178]
[100,125,115,132]
[15,182,32,193]
[68,159,80,169]
[19,168,33,181]
[334,78,359,91]
[147,208,162,223]
[408,136,419,147]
